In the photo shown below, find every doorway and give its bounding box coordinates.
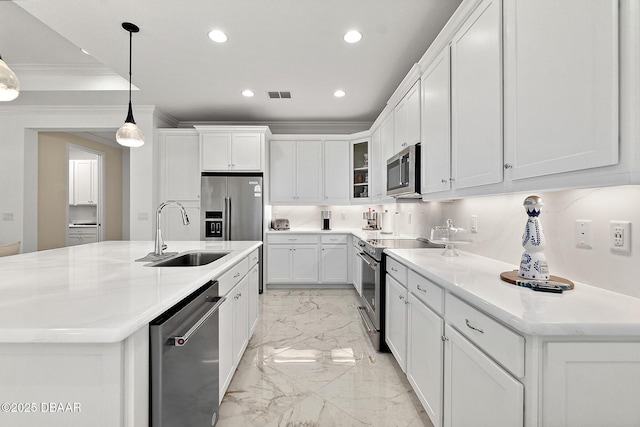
[67,146,103,246]
[37,132,124,251]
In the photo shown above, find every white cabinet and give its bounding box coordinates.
[219,252,259,401]
[320,235,348,283]
[201,132,262,172]
[444,324,523,427]
[394,80,421,152]
[421,47,452,194]
[351,138,370,201]
[266,234,319,284]
[407,293,444,427]
[542,342,640,427]
[69,160,98,205]
[67,226,98,246]
[158,130,201,201]
[323,140,350,204]
[386,273,408,372]
[450,0,503,190]
[269,140,322,204]
[503,0,618,180]
[248,262,260,336]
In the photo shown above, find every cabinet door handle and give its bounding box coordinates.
[417,284,427,293]
[399,295,404,300]
[465,319,484,334]
[391,267,398,272]
[233,273,240,278]
[289,238,298,241]
[504,163,513,169]
[441,336,449,342]
[441,179,448,183]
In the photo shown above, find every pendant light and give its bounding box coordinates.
[0,53,20,102]
[116,22,144,148]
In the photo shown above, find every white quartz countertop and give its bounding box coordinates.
[0,240,261,344]
[385,248,640,337]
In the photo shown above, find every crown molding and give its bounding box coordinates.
[182,120,371,135]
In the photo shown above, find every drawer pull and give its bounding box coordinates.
[233,273,240,278]
[399,295,404,300]
[391,267,398,272]
[289,238,298,241]
[465,319,484,334]
[417,284,427,293]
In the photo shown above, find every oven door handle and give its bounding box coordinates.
[170,296,226,346]
[357,306,375,334]
[357,252,378,268]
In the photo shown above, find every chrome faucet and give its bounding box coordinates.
[154,200,190,256]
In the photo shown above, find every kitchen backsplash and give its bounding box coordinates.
[385,186,640,299]
[270,186,640,298]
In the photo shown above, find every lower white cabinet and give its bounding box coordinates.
[444,324,523,427]
[248,263,260,335]
[542,342,640,427]
[352,239,362,296]
[219,252,260,401]
[68,226,98,246]
[408,293,444,427]
[386,273,408,372]
[266,234,350,285]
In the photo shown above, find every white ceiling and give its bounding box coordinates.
[4,0,461,127]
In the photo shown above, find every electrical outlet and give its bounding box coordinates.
[137,212,149,221]
[2,212,14,221]
[575,219,592,249]
[610,221,631,254]
[470,215,478,233]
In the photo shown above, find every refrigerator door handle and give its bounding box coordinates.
[224,196,231,241]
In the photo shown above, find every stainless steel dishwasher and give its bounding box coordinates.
[150,280,225,427]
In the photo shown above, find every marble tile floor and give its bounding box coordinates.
[218,289,434,427]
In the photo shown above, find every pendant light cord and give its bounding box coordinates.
[128,28,132,105]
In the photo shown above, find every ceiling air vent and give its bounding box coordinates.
[268,91,292,99]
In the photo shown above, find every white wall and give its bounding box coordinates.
[0,105,166,252]
[386,186,640,299]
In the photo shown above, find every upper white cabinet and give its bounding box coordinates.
[158,130,201,201]
[69,159,98,205]
[269,139,322,204]
[323,140,350,204]
[201,132,261,171]
[196,126,269,172]
[503,0,619,180]
[421,47,452,194]
[451,0,503,190]
[394,80,421,152]
[351,137,370,201]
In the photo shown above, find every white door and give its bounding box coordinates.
[291,245,319,283]
[266,245,292,283]
[232,277,249,364]
[323,140,350,203]
[421,47,451,194]
[407,294,444,427]
[201,133,231,171]
[231,133,262,171]
[269,140,296,203]
[385,274,408,372]
[503,0,618,180]
[295,140,322,203]
[320,244,348,283]
[218,296,234,400]
[406,81,421,146]
[444,324,523,427]
[451,0,503,189]
[248,264,260,335]
[352,245,362,296]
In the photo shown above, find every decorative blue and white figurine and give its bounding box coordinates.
[518,195,550,281]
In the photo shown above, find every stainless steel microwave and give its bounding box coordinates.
[386,144,421,198]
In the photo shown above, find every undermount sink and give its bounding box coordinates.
[147,251,230,267]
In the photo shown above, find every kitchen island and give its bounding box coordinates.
[0,240,261,427]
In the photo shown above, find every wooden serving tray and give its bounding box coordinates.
[500,270,574,290]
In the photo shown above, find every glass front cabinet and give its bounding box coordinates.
[351,139,370,201]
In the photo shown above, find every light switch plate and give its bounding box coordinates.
[575,219,592,249]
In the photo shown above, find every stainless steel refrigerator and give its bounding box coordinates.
[201,173,263,291]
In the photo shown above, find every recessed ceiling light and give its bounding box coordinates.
[208,30,228,43]
[343,30,362,44]
[80,48,91,55]
[334,90,346,98]
[242,89,254,97]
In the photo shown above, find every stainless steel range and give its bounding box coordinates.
[356,237,442,352]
